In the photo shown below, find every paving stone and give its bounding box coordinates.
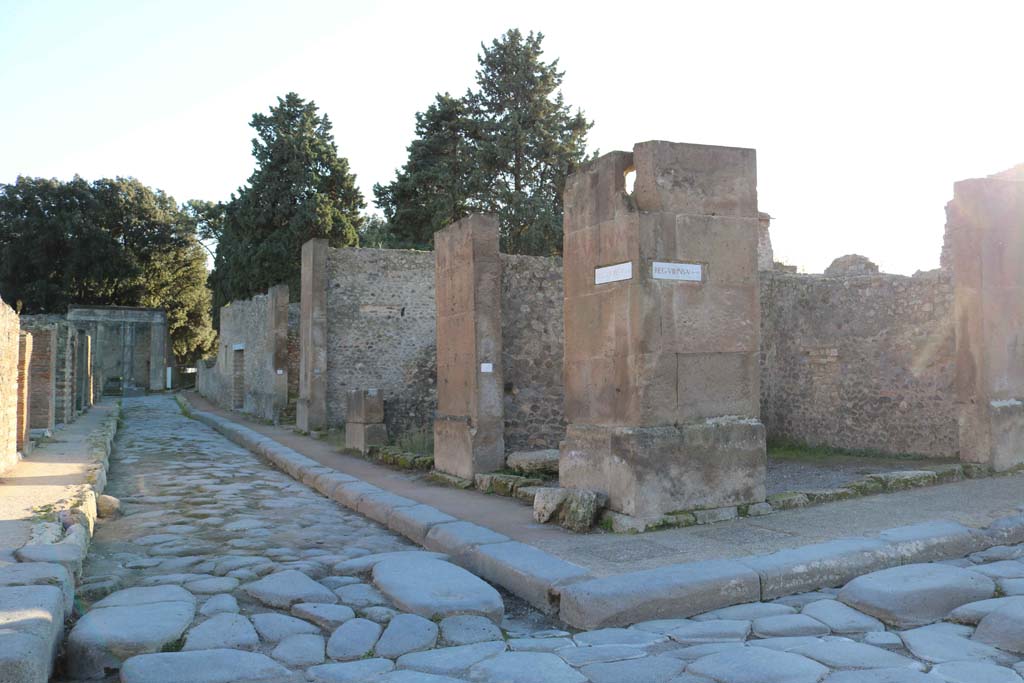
[747,636,824,651]
[837,563,995,628]
[423,522,510,564]
[468,651,586,683]
[363,605,401,623]
[740,539,898,600]
[687,646,830,683]
[774,591,842,609]
[928,661,1024,683]
[574,627,666,647]
[998,578,1024,595]
[373,556,504,623]
[802,599,885,633]
[367,672,466,683]
[271,633,325,666]
[335,582,389,607]
[822,669,936,682]
[507,636,576,652]
[184,612,260,650]
[694,602,795,621]
[973,600,1024,653]
[326,617,382,660]
[969,560,1024,579]
[439,614,504,645]
[250,612,320,642]
[387,505,459,545]
[292,602,356,630]
[119,649,291,683]
[789,640,923,670]
[93,584,196,608]
[375,613,439,658]
[948,595,1024,624]
[578,655,688,683]
[396,641,507,676]
[468,540,591,613]
[751,614,830,637]
[334,551,449,576]
[558,644,647,666]
[632,618,697,633]
[900,623,1007,663]
[0,585,64,682]
[242,569,337,608]
[185,576,239,594]
[199,593,239,616]
[308,657,396,681]
[862,631,904,650]
[667,619,750,644]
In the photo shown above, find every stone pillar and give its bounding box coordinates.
[560,141,766,522]
[949,170,1024,471]
[345,389,387,453]
[149,319,167,391]
[122,321,134,388]
[298,239,328,432]
[268,284,290,420]
[16,332,31,454]
[28,326,56,431]
[83,334,93,407]
[433,214,505,479]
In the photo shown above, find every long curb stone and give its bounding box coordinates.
[467,541,591,614]
[388,505,458,546]
[357,492,420,526]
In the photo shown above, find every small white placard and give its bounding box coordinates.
[276,369,284,375]
[652,261,703,282]
[595,261,633,285]
[480,363,493,373]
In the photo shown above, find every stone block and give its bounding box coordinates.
[346,389,384,424]
[0,585,64,682]
[355,492,418,526]
[506,449,559,476]
[345,422,388,453]
[558,559,761,629]
[468,541,591,613]
[387,504,458,546]
[423,522,509,569]
[878,520,989,564]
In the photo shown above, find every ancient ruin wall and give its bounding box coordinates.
[287,303,300,402]
[0,299,20,472]
[759,269,957,457]
[20,316,76,425]
[324,248,436,436]
[500,254,566,451]
[26,325,56,430]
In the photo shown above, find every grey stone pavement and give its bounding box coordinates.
[53,394,1024,682]
[185,391,1024,577]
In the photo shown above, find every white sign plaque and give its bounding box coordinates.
[595,261,633,285]
[652,261,703,282]
[480,363,494,373]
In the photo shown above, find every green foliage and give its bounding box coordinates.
[210,93,365,309]
[0,176,216,363]
[374,29,592,255]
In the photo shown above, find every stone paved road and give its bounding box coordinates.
[59,395,1024,682]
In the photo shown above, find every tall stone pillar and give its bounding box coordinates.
[560,141,766,522]
[149,319,167,391]
[298,239,328,432]
[268,284,290,419]
[433,214,505,479]
[16,332,32,454]
[949,169,1024,471]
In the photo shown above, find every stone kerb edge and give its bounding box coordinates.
[178,396,591,616]
[2,401,121,683]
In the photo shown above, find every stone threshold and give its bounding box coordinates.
[179,394,1024,632]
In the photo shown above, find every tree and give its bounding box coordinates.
[210,93,364,308]
[0,176,216,363]
[374,29,592,255]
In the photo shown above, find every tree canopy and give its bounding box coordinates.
[0,176,216,363]
[209,92,364,310]
[373,29,592,255]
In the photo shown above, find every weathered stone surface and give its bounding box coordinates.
[508,637,576,652]
[862,631,905,650]
[557,644,645,666]
[929,661,1024,683]
[369,672,467,683]
[119,649,291,683]
[801,599,884,633]
[0,630,54,683]
[507,450,559,475]
[973,600,1024,653]
[688,646,829,683]
[243,569,337,607]
[334,551,448,576]
[0,585,64,683]
[250,612,320,642]
[439,615,503,646]
[199,593,239,616]
[396,641,507,676]
[573,627,665,647]
[558,560,760,629]
[790,640,923,670]
[579,655,686,683]
[388,505,458,546]
[375,613,439,658]
[97,493,121,518]
[822,669,934,683]
[0,561,74,617]
[948,596,1024,624]
[668,619,750,644]
[837,563,995,628]
[372,556,503,623]
[533,487,569,523]
[423,522,509,563]
[271,633,325,667]
[291,602,355,630]
[335,582,388,607]
[468,541,590,613]
[751,614,830,637]
[326,617,382,661]
[694,602,794,621]
[879,521,987,564]
[900,623,1006,663]
[184,613,259,651]
[309,658,394,682]
[185,576,239,594]
[357,492,418,525]
[468,652,586,683]
[560,489,607,532]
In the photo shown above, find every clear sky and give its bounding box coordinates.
[2,0,1022,274]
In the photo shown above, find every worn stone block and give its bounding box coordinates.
[346,389,384,424]
[345,422,388,453]
[468,541,590,613]
[387,504,458,546]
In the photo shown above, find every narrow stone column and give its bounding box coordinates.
[148,320,167,391]
[433,214,505,479]
[27,325,56,431]
[298,239,328,432]
[16,331,32,454]
[560,141,766,522]
[345,389,387,453]
[268,284,290,419]
[949,170,1024,470]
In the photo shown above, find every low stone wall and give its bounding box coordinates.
[0,298,19,473]
[500,254,565,452]
[760,268,957,457]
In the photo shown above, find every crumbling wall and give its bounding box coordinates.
[0,299,20,472]
[760,268,957,457]
[20,315,75,425]
[25,325,56,430]
[324,247,437,433]
[500,254,566,451]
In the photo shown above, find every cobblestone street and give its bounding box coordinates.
[60,396,1024,682]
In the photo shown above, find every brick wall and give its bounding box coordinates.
[760,268,957,457]
[500,254,566,451]
[0,298,20,473]
[25,325,56,430]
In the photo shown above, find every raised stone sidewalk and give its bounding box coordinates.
[182,392,1024,631]
[0,400,119,682]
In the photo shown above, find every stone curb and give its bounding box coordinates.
[1,401,121,683]
[179,396,1024,630]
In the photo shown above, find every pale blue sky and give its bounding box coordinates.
[2,0,1022,274]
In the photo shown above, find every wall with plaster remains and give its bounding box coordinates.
[759,266,957,457]
[0,299,20,472]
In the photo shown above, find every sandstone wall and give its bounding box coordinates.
[760,269,957,457]
[500,254,566,451]
[0,299,20,472]
[324,248,437,436]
